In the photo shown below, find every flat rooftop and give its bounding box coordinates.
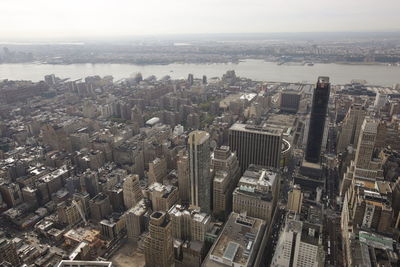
[229,123,283,136]
[205,212,265,266]
[237,165,278,195]
[64,228,100,244]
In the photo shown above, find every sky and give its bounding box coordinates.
[1,0,400,40]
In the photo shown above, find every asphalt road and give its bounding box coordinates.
[324,210,343,267]
[262,207,286,267]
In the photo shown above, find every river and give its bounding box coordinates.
[1,59,399,86]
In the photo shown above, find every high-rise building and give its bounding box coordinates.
[177,150,190,204]
[203,212,266,267]
[175,240,205,267]
[73,192,90,218]
[229,123,283,173]
[354,118,378,169]
[188,130,211,214]
[271,211,324,267]
[89,193,112,221]
[148,157,167,184]
[188,74,194,86]
[340,230,397,267]
[100,214,126,240]
[0,182,23,208]
[144,211,174,267]
[83,170,100,198]
[392,177,400,227]
[337,103,366,153]
[202,75,207,85]
[44,74,56,86]
[168,204,211,242]
[126,199,148,241]
[146,182,179,212]
[130,105,144,129]
[305,76,330,163]
[374,90,388,111]
[287,184,303,213]
[0,238,20,266]
[343,180,392,233]
[106,186,124,213]
[232,165,279,223]
[340,118,384,196]
[57,199,84,226]
[211,146,241,218]
[341,180,394,266]
[21,186,38,208]
[280,90,302,113]
[123,174,143,209]
[375,121,400,151]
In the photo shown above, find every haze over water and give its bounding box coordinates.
[1,59,400,86]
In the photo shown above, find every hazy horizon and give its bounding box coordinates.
[2,31,400,44]
[1,0,400,41]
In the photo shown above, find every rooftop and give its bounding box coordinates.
[168,204,210,224]
[64,228,100,244]
[230,123,283,136]
[237,165,278,197]
[148,182,177,198]
[127,199,147,216]
[205,212,265,266]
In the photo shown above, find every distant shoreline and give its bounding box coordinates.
[335,61,400,66]
[1,59,399,86]
[1,59,399,67]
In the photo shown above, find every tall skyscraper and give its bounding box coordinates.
[229,123,283,172]
[123,174,143,209]
[177,150,190,204]
[188,130,211,214]
[287,184,303,213]
[211,146,241,218]
[337,103,366,153]
[354,118,378,169]
[305,76,330,163]
[187,73,194,86]
[144,211,174,267]
[340,118,384,196]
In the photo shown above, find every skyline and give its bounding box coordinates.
[1,0,400,41]
[1,1,400,267]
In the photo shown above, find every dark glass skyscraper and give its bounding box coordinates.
[305,76,330,163]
